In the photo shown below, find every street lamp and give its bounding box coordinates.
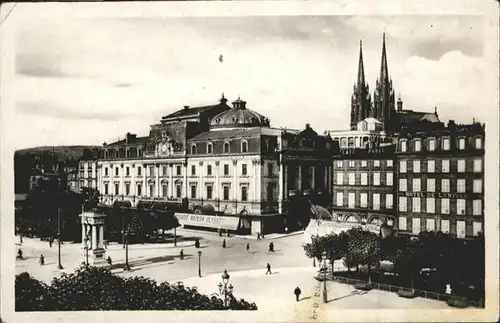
[57,207,64,270]
[322,251,327,303]
[198,250,202,277]
[121,205,125,249]
[218,270,233,307]
[123,228,131,271]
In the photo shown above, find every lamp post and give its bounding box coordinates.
[123,228,131,271]
[174,225,177,247]
[218,270,233,307]
[57,207,64,270]
[198,250,202,277]
[322,251,327,303]
[121,205,125,248]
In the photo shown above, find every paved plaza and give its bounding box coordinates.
[15,229,448,317]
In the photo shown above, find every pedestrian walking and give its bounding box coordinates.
[222,239,226,248]
[257,233,260,240]
[195,238,200,249]
[17,249,23,260]
[294,286,302,302]
[269,242,274,252]
[49,237,53,248]
[39,254,45,266]
[180,249,184,260]
[107,256,112,266]
[246,243,250,252]
[266,262,272,275]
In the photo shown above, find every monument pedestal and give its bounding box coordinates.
[80,212,110,269]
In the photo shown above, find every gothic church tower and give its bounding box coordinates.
[372,33,396,133]
[350,40,372,130]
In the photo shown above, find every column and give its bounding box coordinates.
[298,165,302,190]
[155,164,160,197]
[110,164,114,201]
[199,161,204,200]
[283,163,288,199]
[183,161,188,198]
[256,159,262,202]
[324,165,328,193]
[252,159,257,202]
[278,158,284,213]
[91,225,97,250]
[169,164,174,197]
[233,160,238,202]
[120,164,124,199]
[311,165,316,190]
[81,222,86,248]
[215,161,220,200]
[99,225,104,249]
[142,164,146,197]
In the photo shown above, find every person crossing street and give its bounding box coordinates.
[266,262,272,275]
[294,286,302,302]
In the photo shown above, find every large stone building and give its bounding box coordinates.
[396,120,485,238]
[81,95,335,234]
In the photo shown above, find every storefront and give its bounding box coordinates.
[175,212,244,234]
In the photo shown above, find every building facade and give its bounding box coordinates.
[396,120,485,238]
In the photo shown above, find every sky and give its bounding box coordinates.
[14,14,491,149]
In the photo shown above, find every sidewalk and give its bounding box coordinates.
[234,230,305,240]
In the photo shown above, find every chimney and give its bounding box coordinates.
[125,132,136,144]
[184,105,189,110]
[448,120,455,129]
[397,94,403,111]
[305,123,310,129]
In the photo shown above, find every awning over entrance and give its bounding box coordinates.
[175,212,240,230]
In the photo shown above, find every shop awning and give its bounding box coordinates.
[175,212,240,230]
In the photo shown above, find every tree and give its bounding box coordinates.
[392,236,422,290]
[15,272,48,311]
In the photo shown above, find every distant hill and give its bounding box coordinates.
[15,145,100,161]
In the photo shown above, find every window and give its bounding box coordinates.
[360,193,368,208]
[176,185,182,198]
[457,160,465,173]
[457,179,466,193]
[137,184,142,196]
[361,173,368,186]
[373,193,380,210]
[473,222,482,236]
[399,217,407,230]
[336,192,343,206]
[412,197,421,212]
[473,200,482,215]
[442,160,450,173]
[442,138,450,151]
[205,165,212,176]
[386,160,393,167]
[457,221,466,238]
[115,167,119,176]
[149,166,154,177]
[223,142,230,153]
[427,179,435,192]
[441,220,450,233]
[115,150,119,158]
[457,199,466,215]
[399,178,407,192]
[104,183,109,195]
[191,145,197,154]
[224,164,229,176]
[348,172,355,185]
[242,164,247,176]
[349,160,356,168]
[473,179,482,193]
[241,141,248,153]
[348,193,355,208]
[162,166,167,176]
[206,185,213,199]
[374,160,380,167]
[401,140,407,152]
[400,160,407,173]
[191,165,196,176]
[412,218,421,234]
[361,160,367,167]
[137,167,142,176]
[176,165,181,175]
[441,198,450,214]
[426,219,435,232]
[267,163,274,176]
[241,186,248,201]
[428,139,436,151]
[191,185,197,199]
[115,183,120,195]
[223,186,230,200]
[149,184,154,197]
[414,140,421,152]
[426,198,435,214]
[336,160,343,168]
[207,143,213,154]
[474,159,482,172]
[87,170,92,178]
[125,167,130,176]
[399,196,407,212]
[386,194,393,209]
[336,173,344,185]
[458,138,466,150]
[412,178,421,192]
[125,183,130,196]
[104,151,109,159]
[105,167,109,176]
[427,160,435,173]
[413,160,420,173]
[373,173,380,186]
[475,137,482,149]
[162,184,167,197]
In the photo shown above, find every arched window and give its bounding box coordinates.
[115,150,119,158]
[348,137,355,148]
[126,149,131,158]
[340,138,347,148]
[241,140,248,153]
[224,142,230,153]
[207,143,213,154]
[104,150,109,159]
[137,148,142,157]
[191,144,197,155]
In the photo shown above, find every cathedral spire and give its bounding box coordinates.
[380,32,389,85]
[357,40,366,87]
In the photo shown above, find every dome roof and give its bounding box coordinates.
[210,97,270,129]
